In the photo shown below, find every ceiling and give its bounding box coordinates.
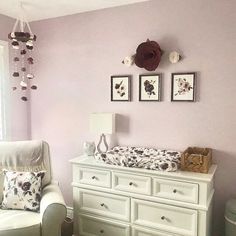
[0,0,149,22]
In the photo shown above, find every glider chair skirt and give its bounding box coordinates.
[225,199,236,236]
[0,140,66,236]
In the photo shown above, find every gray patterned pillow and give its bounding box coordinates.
[1,170,45,212]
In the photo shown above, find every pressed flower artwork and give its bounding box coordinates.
[139,74,161,101]
[171,73,196,102]
[111,75,131,101]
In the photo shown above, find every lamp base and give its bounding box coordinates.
[97,134,108,153]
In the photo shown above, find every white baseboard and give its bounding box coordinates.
[66,206,73,219]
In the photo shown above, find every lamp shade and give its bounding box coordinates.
[90,113,115,134]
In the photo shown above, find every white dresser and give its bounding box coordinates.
[70,156,217,236]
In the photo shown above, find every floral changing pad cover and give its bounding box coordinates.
[94,146,181,172]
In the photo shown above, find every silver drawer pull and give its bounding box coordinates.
[129,182,134,186]
[91,176,96,180]
[161,216,166,220]
[100,229,104,233]
[173,189,177,193]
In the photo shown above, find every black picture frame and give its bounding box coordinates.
[111,75,131,102]
[139,74,161,102]
[171,72,196,102]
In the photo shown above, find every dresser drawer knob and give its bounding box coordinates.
[129,182,133,186]
[161,216,166,220]
[100,229,104,233]
[91,176,96,180]
[173,189,177,193]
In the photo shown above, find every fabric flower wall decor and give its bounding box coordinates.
[134,39,162,71]
[121,39,163,71]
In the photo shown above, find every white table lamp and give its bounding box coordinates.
[90,113,115,153]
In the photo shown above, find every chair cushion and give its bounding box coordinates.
[0,172,3,203]
[0,209,41,236]
[1,170,44,212]
[0,140,52,187]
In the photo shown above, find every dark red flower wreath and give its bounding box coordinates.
[135,39,162,71]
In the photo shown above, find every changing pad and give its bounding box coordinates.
[94,146,181,172]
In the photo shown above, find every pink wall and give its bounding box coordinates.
[30,0,236,235]
[0,14,30,140]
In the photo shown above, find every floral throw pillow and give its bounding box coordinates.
[1,170,45,212]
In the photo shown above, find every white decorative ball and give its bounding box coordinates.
[169,51,181,64]
[122,56,134,67]
[26,40,33,47]
[27,73,34,79]
[12,45,20,50]
[20,81,27,87]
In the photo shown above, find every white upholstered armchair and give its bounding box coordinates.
[0,140,66,236]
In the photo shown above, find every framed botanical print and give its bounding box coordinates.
[171,72,196,102]
[139,74,161,101]
[111,75,131,101]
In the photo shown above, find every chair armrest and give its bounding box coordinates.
[40,182,67,236]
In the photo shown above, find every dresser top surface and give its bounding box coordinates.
[70,155,217,182]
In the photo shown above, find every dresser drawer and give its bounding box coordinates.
[131,199,197,236]
[74,166,111,188]
[153,178,199,204]
[132,226,174,236]
[113,172,151,195]
[77,189,130,221]
[78,214,130,236]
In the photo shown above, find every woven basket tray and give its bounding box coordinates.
[181,147,212,173]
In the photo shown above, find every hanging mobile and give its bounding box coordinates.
[8,2,37,101]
